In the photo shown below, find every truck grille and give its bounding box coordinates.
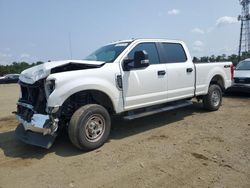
[234,77,250,84]
[17,80,47,121]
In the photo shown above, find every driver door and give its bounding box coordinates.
[121,42,167,110]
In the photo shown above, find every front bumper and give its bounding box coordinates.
[15,109,59,149]
[15,124,56,149]
[16,114,52,135]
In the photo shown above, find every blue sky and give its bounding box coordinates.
[0,0,241,64]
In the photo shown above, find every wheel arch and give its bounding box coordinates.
[209,74,225,92]
[59,89,115,121]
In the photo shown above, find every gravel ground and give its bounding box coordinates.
[0,84,249,188]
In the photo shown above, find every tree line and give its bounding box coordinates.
[1,52,250,76]
[193,52,250,66]
[0,61,44,76]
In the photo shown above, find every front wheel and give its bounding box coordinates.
[203,84,222,111]
[68,104,111,151]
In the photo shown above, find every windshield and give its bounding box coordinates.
[84,42,130,62]
[236,61,250,70]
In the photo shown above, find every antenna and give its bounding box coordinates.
[238,0,250,60]
[68,32,73,59]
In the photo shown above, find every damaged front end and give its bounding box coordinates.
[15,80,59,149]
[14,60,105,149]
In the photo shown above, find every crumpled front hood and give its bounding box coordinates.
[19,60,105,84]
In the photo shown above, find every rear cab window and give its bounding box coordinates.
[158,43,187,63]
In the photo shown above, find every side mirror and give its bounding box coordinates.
[123,50,149,71]
[134,50,149,68]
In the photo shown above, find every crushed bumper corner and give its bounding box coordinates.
[15,124,56,149]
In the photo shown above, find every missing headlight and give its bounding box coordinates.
[45,80,55,97]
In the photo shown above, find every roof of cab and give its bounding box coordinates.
[109,38,184,45]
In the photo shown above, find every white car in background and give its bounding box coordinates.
[0,74,20,84]
[229,59,250,93]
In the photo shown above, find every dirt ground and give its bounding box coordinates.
[0,84,249,188]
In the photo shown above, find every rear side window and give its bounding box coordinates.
[128,43,160,65]
[160,43,187,63]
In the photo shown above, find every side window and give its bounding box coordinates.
[128,43,160,65]
[160,43,187,63]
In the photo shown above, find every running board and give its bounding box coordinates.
[123,100,193,120]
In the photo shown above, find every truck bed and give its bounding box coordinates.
[195,62,232,96]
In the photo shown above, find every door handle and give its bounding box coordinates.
[158,70,166,76]
[186,68,193,73]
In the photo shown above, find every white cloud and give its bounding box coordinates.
[4,48,11,52]
[0,52,12,58]
[193,41,204,52]
[219,46,235,54]
[216,16,238,27]
[191,28,205,34]
[157,12,164,17]
[194,41,204,47]
[206,27,214,33]
[168,9,180,15]
[20,53,31,59]
[0,52,12,65]
[29,43,36,47]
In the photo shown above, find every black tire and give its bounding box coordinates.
[203,84,222,111]
[68,104,111,151]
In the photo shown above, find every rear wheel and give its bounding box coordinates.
[203,84,222,111]
[68,104,111,150]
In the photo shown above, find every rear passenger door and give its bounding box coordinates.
[158,42,195,101]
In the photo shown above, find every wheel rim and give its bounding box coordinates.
[84,114,105,142]
[211,90,220,107]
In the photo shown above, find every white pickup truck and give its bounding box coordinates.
[15,39,233,150]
